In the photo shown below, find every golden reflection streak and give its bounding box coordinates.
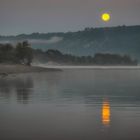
[102,100,111,125]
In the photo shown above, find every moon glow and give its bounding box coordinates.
[101,13,111,22]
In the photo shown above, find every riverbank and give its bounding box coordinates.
[0,64,61,75]
[37,64,140,70]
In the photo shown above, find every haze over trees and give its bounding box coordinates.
[35,49,138,66]
[0,25,140,61]
[0,41,138,66]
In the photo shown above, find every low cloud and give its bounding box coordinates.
[29,36,63,44]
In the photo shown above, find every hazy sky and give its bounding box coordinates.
[0,0,140,35]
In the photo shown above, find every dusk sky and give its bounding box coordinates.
[0,0,140,35]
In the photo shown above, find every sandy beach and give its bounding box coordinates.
[0,64,61,75]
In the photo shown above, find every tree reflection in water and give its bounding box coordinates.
[0,75,33,104]
[16,77,33,104]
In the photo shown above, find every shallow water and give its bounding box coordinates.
[0,69,140,140]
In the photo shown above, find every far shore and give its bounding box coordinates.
[0,64,62,75]
[36,64,140,70]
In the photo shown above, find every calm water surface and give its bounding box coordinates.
[0,69,140,140]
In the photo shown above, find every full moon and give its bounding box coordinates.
[101,13,110,22]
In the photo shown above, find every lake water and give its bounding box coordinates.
[0,69,140,140]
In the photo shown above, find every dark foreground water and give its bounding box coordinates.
[0,69,140,140]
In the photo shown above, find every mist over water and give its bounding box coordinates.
[0,69,140,140]
[32,63,140,69]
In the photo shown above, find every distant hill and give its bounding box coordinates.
[0,25,140,61]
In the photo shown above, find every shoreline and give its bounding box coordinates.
[0,64,62,75]
[36,64,140,70]
[0,64,140,76]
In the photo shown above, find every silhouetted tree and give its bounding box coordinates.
[0,43,14,63]
[15,41,33,65]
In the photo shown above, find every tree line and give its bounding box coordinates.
[45,49,138,65]
[0,41,33,65]
[0,41,138,66]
